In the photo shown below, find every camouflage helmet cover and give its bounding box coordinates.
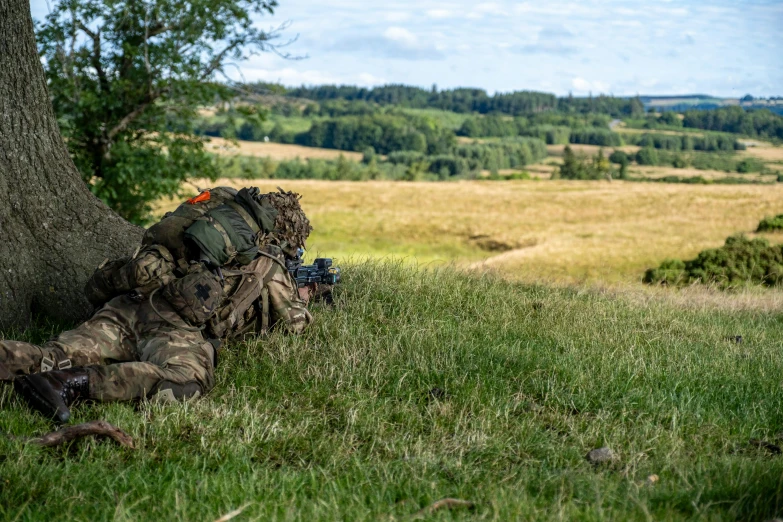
[254,187,313,253]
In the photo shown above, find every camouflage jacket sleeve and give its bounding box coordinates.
[266,262,313,334]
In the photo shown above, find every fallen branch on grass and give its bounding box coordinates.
[31,420,135,449]
[410,498,474,519]
[213,504,251,522]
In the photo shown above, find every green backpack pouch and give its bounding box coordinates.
[183,188,278,267]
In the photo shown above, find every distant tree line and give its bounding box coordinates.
[386,138,547,175]
[295,113,455,155]
[628,106,783,140]
[609,148,766,173]
[682,106,783,140]
[622,133,744,152]
[245,83,646,118]
[458,112,609,136]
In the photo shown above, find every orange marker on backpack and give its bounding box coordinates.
[187,190,211,205]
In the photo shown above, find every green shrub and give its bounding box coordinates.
[608,150,629,165]
[642,259,687,286]
[735,157,765,173]
[757,214,783,232]
[454,138,547,171]
[635,147,659,165]
[361,147,377,164]
[644,234,783,288]
[672,154,687,168]
[569,129,622,147]
[507,171,531,180]
[387,151,426,166]
[481,170,531,181]
[519,125,571,145]
[554,146,613,180]
[428,155,470,177]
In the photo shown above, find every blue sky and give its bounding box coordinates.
[30,0,783,97]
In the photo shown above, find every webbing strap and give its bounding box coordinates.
[226,201,261,235]
[212,221,237,262]
[260,287,270,331]
[257,249,288,272]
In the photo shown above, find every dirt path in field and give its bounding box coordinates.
[468,238,562,269]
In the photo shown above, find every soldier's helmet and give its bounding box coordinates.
[253,187,312,256]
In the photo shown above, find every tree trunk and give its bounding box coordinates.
[0,0,142,328]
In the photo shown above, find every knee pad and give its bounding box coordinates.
[150,380,203,403]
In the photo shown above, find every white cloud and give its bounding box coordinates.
[331,26,446,60]
[239,67,342,86]
[474,2,504,14]
[468,2,506,19]
[571,77,610,93]
[426,9,454,19]
[384,26,419,47]
[384,11,413,22]
[357,72,387,86]
[237,67,387,87]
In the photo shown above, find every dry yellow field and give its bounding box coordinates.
[740,140,783,163]
[546,144,640,156]
[628,165,777,182]
[163,179,783,286]
[205,136,363,161]
[613,125,705,137]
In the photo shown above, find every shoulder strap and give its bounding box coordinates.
[211,220,237,263]
[226,200,261,235]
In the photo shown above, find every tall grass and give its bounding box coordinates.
[1,262,782,520]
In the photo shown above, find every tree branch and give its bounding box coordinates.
[30,420,135,449]
[76,21,108,93]
[410,498,474,519]
[106,86,168,141]
[148,22,176,38]
[199,41,243,81]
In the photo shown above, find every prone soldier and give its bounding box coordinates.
[0,187,328,423]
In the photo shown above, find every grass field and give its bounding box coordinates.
[165,179,783,286]
[3,262,783,521]
[4,141,783,521]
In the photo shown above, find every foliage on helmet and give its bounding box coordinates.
[256,188,313,252]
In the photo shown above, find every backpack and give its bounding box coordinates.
[184,187,277,267]
[85,187,278,308]
[143,186,239,266]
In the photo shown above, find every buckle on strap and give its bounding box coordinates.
[41,357,55,372]
[41,357,72,372]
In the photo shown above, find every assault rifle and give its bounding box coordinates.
[286,256,342,288]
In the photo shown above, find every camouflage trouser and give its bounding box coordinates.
[0,295,215,402]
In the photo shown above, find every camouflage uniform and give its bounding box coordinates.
[0,253,311,402]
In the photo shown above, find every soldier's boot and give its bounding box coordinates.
[14,368,91,424]
[0,361,13,383]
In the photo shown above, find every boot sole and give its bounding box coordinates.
[13,377,70,424]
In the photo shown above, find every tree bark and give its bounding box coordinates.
[0,0,142,328]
